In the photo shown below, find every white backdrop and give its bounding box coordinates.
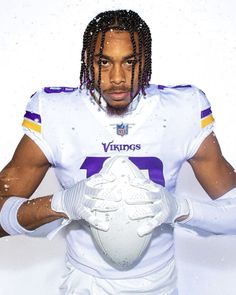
[0,0,236,294]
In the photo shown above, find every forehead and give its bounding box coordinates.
[94,30,139,56]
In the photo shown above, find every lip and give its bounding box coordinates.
[107,91,130,101]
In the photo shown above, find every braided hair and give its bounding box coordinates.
[79,10,152,101]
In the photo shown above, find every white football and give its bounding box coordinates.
[90,156,153,270]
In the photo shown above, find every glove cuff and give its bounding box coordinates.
[174,198,192,223]
[51,191,65,214]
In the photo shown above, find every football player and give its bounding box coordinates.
[0,10,235,295]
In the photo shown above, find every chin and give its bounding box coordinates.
[106,104,129,116]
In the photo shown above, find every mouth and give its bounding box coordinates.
[107,91,130,101]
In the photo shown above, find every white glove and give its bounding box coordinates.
[51,173,119,231]
[125,178,190,236]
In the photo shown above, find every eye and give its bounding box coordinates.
[125,59,137,66]
[100,59,110,67]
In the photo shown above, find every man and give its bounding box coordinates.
[0,9,235,295]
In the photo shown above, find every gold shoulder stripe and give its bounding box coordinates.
[201,114,214,128]
[22,119,42,133]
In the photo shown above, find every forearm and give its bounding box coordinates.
[17,195,66,230]
[179,187,236,234]
[0,195,67,237]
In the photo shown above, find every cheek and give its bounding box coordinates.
[93,66,107,86]
[100,72,110,85]
[133,67,140,86]
[93,64,99,80]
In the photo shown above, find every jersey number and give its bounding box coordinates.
[80,156,165,186]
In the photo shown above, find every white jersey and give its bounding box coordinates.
[22,84,214,279]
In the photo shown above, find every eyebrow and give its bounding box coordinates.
[94,53,140,61]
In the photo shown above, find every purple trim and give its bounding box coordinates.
[44,87,78,94]
[201,107,212,118]
[24,111,41,123]
[30,92,36,98]
[172,84,192,89]
[158,84,192,90]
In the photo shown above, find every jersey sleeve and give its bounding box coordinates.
[22,90,55,165]
[185,86,215,159]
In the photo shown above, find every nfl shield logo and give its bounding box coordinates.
[116,123,128,136]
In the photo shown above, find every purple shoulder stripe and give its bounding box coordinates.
[201,107,212,119]
[24,111,41,123]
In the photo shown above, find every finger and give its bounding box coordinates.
[100,172,116,182]
[97,189,122,202]
[125,191,161,205]
[127,204,158,220]
[129,178,161,192]
[137,212,165,237]
[90,219,110,231]
[92,200,119,212]
[87,173,116,187]
[84,197,119,212]
[81,211,110,231]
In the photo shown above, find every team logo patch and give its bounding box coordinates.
[116,123,129,136]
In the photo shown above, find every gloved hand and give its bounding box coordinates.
[125,178,190,236]
[51,172,119,231]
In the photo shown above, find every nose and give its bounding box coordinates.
[110,64,125,85]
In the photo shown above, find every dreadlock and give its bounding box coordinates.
[79,10,152,102]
